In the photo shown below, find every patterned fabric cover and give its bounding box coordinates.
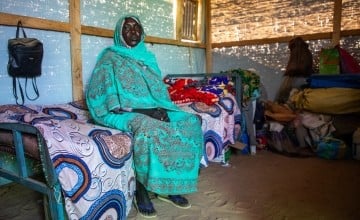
[0,101,135,219]
[178,93,242,165]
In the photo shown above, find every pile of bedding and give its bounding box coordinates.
[164,75,244,164]
[289,74,360,114]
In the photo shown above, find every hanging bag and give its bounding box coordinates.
[8,20,43,105]
[319,47,340,75]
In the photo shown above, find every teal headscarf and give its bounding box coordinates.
[87,14,181,121]
[97,15,161,74]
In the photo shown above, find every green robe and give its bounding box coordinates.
[86,16,203,194]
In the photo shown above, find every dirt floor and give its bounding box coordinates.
[1,150,360,220]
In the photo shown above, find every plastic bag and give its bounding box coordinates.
[316,137,347,159]
[319,47,340,75]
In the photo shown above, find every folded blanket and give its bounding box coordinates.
[290,88,360,114]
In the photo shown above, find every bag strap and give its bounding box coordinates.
[13,77,25,105]
[25,78,40,101]
[16,20,27,38]
[12,77,40,105]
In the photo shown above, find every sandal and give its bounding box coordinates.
[156,194,191,209]
[133,196,157,218]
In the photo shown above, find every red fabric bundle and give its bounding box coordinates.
[166,78,219,105]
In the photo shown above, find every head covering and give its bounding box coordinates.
[113,15,145,48]
[98,15,161,74]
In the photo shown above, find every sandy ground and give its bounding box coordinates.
[1,150,360,220]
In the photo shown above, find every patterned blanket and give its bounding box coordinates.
[0,101,135,219]
[177,94,242,165]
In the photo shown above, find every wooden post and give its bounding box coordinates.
[205,0,212,73]
[332,0,342,46]
[69,0,83,101]
[175,0,183,43]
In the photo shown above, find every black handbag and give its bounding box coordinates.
[112,107,170,122]
[133,108,170,122]
[8,20,43,105]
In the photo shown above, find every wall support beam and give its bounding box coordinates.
[332,0,342,46]
[69,0,83,101]
[205,0,212,73]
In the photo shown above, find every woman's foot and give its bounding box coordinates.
[134,181,157,218]
[156,194,191,209]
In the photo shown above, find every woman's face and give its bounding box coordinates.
[122,17,143,47]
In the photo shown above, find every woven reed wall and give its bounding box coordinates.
[211,0,360,43]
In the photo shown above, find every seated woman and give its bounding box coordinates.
[86,15,203,218]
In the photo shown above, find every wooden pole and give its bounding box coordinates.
[332,0,342,46]
[69,0,83,101]
[205,0,212,73]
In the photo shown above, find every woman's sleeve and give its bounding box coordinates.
[86,54,121,119]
